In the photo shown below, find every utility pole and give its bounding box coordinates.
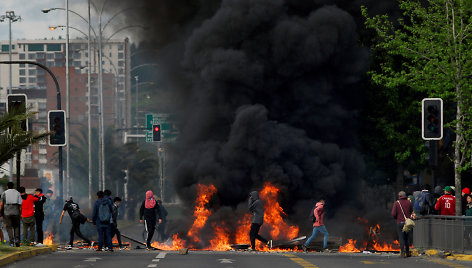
[0,11,21,182]
[87,0,93,208]
[65,0,71,197]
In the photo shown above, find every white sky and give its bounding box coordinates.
[0,0,135,42]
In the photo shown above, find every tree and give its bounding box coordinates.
[0,108,49,166]
[362,0,472,215]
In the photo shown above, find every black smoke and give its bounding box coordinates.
[105,0,400,242]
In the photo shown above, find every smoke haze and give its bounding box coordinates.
[107,0,399,240]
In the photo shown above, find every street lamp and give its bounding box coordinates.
[0,11,21,181]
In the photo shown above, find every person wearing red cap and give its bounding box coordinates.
[462,187,471,215]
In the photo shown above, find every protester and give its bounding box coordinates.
[248,191,272,251]
[303,198,329,252]
[465,194,472,247]
[139,190,163,250]
[111,197,123,249]
[59,197,92,249]
[414,185,434,216]
[462,188,470,215]
[392,191,414,258]
[156,198,168,242]
[92,191,114,252]
[0,182,22,247]
[33,188,47,246]
[19,187,38,244]
[434,186,456,216]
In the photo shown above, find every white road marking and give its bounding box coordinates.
[147,265,158,268]
[218,259,235,264]
[152,259,160,262]
[156,252,167,258]
[83,257,102,262]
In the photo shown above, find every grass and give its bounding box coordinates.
[0,243,36,257]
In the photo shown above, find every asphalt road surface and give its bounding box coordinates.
[4,249,472,268]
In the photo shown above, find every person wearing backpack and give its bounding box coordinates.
[59,197,92,249]
[92,191,114,252]
[302,198,329,252]
[139,190,163,250]
[414,185,434,216]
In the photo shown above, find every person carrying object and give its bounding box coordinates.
[60,197,92,249]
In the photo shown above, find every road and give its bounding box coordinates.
[4,249,472,268]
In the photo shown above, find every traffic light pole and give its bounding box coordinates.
[0,60,63,201]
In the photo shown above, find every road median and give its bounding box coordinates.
[0,245,58,266]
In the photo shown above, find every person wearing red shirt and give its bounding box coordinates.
[19,187,38,243]
[435,186,456,216]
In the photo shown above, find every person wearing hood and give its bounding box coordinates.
[139,190,162,250]
[392,191,414,258]
[302,198,329,252]
[92,191,114,252]
[248,191,271,251]
[19,187,38,244]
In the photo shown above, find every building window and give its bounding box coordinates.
[118,61,124,67]
[28,44,44,51]
[28,54,35,60]
[118,44,123,50]
[47,53,54,59]
[119,68,124,74]
[19,63,25,68]
[37,69,45,75]
[55,52,63,59]
[19,69,25,75]
[28,69,36,76]
[19,53,25,60]
[56,61,63,67]
[37,77,45,83]
[118,52,124,59]
[46,61,54,67]
[19,77,26,83]
[47,44,62,51]
[29,77,36,83]
[36,52,45,59]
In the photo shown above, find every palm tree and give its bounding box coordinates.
[0,108,49,166]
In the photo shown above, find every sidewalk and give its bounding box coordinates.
[0,245,58,266]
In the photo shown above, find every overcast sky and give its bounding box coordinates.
[0,0,133,42]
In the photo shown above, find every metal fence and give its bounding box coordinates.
[413,215,472,252]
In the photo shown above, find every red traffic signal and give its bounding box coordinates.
[152,124,161,142]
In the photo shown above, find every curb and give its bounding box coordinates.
[0,245,58,266]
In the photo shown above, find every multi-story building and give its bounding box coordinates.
[0,38,131,180]
[0,38,131,128]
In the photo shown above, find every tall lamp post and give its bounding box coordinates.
[0,11,21,182]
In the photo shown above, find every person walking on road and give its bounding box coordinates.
[33,188,47,246]
[111,197,123,249]
[92,191,114,252]
[435,186,456,216]
[392,191,414,258]
[139,190,162,250]
[303,198,329,252]
[0,182,22,247]
[248,191,271,251]
[19,187,38,244]
[59,197,91,249]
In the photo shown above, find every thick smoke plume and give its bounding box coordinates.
[107,0,399,242]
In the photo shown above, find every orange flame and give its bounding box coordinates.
[259,182,299,241]
[151,234,186,250]
[187,184,217,243]
[205,225,232,251]
[43,231,54,246]
[339,239,360,252]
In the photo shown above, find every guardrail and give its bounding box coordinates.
[413,215,472,252]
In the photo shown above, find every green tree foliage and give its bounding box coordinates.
[0,108,49,166]
[362,0,472,215]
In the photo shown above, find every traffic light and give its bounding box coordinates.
[152,124,161,142]
[7,94,27,131]
[48,110,66,146]
[422,98,443,140]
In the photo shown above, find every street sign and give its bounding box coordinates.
[145,113,177,142]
